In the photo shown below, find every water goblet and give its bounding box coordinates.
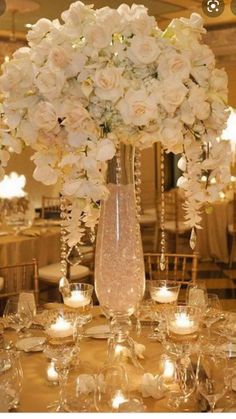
[148,280,180,341]
[202,293,222,334]
[196,351,227,412]
[94,364,129,412]
[43,309,78,412]
[3,298,33,337]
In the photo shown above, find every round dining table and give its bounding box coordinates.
[1,306,233,413]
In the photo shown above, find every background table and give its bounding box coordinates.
[0,223,61,267]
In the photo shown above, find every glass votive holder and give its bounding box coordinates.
[149,280,180,306]
[62,283,94,322]
[46,361,59,386]
[166,306,201,343]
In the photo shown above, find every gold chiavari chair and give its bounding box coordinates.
[144,252,198,302]
[0,259,39,308]
[41,196,61,219]
[228,192,236,267]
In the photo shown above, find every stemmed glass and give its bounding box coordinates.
[43,309,78,412]
[202,293,222,334]
[196,351,228,412]
[148,280,180,341]
[0,349,23,410]
[3,298,34,338]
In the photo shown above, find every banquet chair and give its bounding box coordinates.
[153,189,191,253]
[41,196,61,219]
[228,193,236,267]
[0,259,39,310]
[144,252,198,302]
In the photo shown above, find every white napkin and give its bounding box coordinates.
[76,374,96,396]
[140,373,165,400]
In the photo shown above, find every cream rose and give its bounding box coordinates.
[117,4,148,21]
[35,68,65,99]
[188,85,210,121]
[158,79,187,114]
[209,69,228,103]
[130,14,156,36]
[117,89,157,126]
[30,102,58,131]
[161,118,183,154]
[84,23,111,49]
[49,45,72,69]
[0,58,34,92]
[128,35,161,65]
[158,52,191,81]
[94,67,124,102]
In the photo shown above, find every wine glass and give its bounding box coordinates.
[0,349,23,410]
[94,365,129,412]
[43,309,78,412]
[196,351,228,412]
[148,280,180,341]
[202,293,222,334]
[3,298,34,337]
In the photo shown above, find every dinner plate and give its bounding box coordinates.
[84,324,110,339]
[16,337,46,352]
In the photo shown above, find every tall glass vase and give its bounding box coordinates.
[95,143,145,367]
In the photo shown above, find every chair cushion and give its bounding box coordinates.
[139,214,157,225]
[164,221,191,234]
[38,263,90,283]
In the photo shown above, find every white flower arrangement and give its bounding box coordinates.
[0,2,231,247]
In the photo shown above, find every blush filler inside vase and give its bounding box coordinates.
[95,143,145,366]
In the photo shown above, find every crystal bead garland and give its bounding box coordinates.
[135,148,142,219]
[160,146,166,271]
[59,195,70,292]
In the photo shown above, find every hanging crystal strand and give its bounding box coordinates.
[190,227,197,250]
[116,142,121,184]
[59,195,70,294]
[160,145,166,271]
[135,148,142,219]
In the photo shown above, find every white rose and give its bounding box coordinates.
[209,69,228,103]
[63,104,97,138]
[30,102,58,131]
[84,23,111,49]
[17,120,38,145]
[0,58,34,92]
[94,67,124,102]
[96,7,123,34]
[4,108,22,129]
[13,47,31,60]
[33,165,58,185]
[61,1,94,26]
[158,79,187,114]
[117,89,157,126]
[48,45,72,69]
[180,101,195,125]
[30,38,52,67]
[130,14,156,36]
[68,132,88,148]
[27,18,53,46]
[128,35,161,65]
[158,51,191,81]
[207,101,229,130]
[35,68,65,100]
[161,118,183,154]
[96,139,116,161]
[188,85,210,121]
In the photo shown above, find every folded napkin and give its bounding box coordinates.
[76,374,96,395]
[140,373,165,400]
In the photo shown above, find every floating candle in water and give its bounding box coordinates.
[169,312,198,335]
[64,290,90,308]
[47,316,74,338]
[152,286,177,304]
